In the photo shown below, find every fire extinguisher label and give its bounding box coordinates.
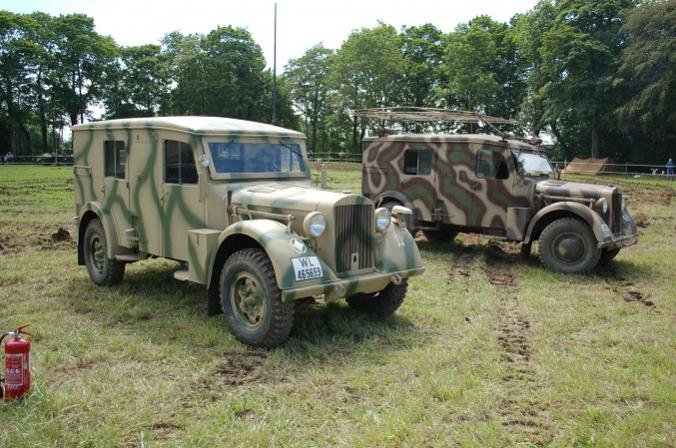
[5,353,24,386]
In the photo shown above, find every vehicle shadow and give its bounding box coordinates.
[66,259,421,359]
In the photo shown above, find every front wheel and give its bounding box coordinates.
[346,280,408,317]
[83,218,125,286]
[220,248,294,348]
[538,217,600,274]
[599,247,621,265]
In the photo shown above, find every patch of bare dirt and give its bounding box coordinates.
[0,233,23,254]
[599,265,656,309]
[202,349,267,387]
[151,421,183,440]
[484,247,553,444]
[574,177,675,206]
[634,213,649,229]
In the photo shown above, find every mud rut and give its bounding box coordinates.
[481,244,553,444]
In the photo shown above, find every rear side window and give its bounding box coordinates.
[104,141,126,179]
[476,149,509,180]
[165,140,197,184]
[403,149,432,175]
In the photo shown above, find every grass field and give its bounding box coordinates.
[0,164,674,447]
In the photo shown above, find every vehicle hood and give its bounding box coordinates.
[231,182,359,213]
[535,180,617,200]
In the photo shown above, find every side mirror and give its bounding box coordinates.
[198,154,210,168]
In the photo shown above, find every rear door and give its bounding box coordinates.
[102,136,131,247]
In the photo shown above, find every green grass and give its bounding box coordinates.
[0,164,674,447]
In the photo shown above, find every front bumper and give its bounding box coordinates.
[281,266,425,302]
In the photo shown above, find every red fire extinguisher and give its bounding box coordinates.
[1,324,31,401]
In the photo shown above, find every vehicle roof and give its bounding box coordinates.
[72,116,305,139]
[363,133,541,151]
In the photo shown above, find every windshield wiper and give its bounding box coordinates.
[277,140,304,159]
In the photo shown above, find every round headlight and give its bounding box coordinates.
[375,207,391,232]
[596,197,608,215]
[303,212,326,238]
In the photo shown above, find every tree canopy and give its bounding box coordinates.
[1,2,674,163]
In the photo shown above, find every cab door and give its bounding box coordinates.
[161,136,205,261]
[129,129,162,255]
[399,145,436,224]
[102,137,131,247]
[469,145,511,229]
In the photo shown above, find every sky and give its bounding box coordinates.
[3,0,539,71]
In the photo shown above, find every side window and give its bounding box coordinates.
[164,140,197,184]
[476,149,509,180]
[104,141,126,179]
[403,149,433,175]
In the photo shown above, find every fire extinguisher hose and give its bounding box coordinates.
[0,332,8,399]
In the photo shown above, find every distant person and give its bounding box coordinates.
[667,158,674,181]
[3,151,12,164]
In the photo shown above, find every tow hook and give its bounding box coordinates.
[390,273,402,285]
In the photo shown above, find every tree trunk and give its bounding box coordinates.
[351,116,358,153]
[590,115,599,159]
[550,121,572,160]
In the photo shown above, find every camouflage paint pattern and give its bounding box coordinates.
[73,117,424,302]
[362,133,639,249]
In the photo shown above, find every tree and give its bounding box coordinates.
[329,24,405,151]
[102,44,169,118]
[517,0,637,159]
[399,24,445,108]
[442,16,526,121]
[51,14,116,126]
[284,44,333,154]
[616,0,676,162]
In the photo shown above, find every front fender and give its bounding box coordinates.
[211,219,339,293]
[373,190,411,208]
[375,223,424,273]
[524,202,609,244]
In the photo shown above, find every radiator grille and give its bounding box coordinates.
[334,204,374,273]
[611,191,622,234]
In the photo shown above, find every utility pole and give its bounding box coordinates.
[272,2,278,126]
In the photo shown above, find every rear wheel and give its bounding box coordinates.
[346,280,408,317]
[538,217,600,274]
[83,218,125,286]
[220,248,294,348]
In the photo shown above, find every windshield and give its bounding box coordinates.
[513,150,553,176]
[208,141,307,175]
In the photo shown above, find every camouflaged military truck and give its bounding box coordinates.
[357,108,639,274]
[73,117,424,347]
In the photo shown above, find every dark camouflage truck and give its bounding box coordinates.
[360,111,639,274]
[73,117,423,347]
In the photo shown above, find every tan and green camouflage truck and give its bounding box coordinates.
[72,117,424,347]
[358,109,639,274]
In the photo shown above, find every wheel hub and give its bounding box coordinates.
[554,234,584,263]
[90,235,105,272]
[231,272,265,328]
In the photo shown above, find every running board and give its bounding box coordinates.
[115,254,143,262]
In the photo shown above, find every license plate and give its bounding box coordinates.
[291,256,323,281]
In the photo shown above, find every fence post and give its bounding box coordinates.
[320,160,328,189]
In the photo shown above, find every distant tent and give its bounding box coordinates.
[562,157,611,175]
